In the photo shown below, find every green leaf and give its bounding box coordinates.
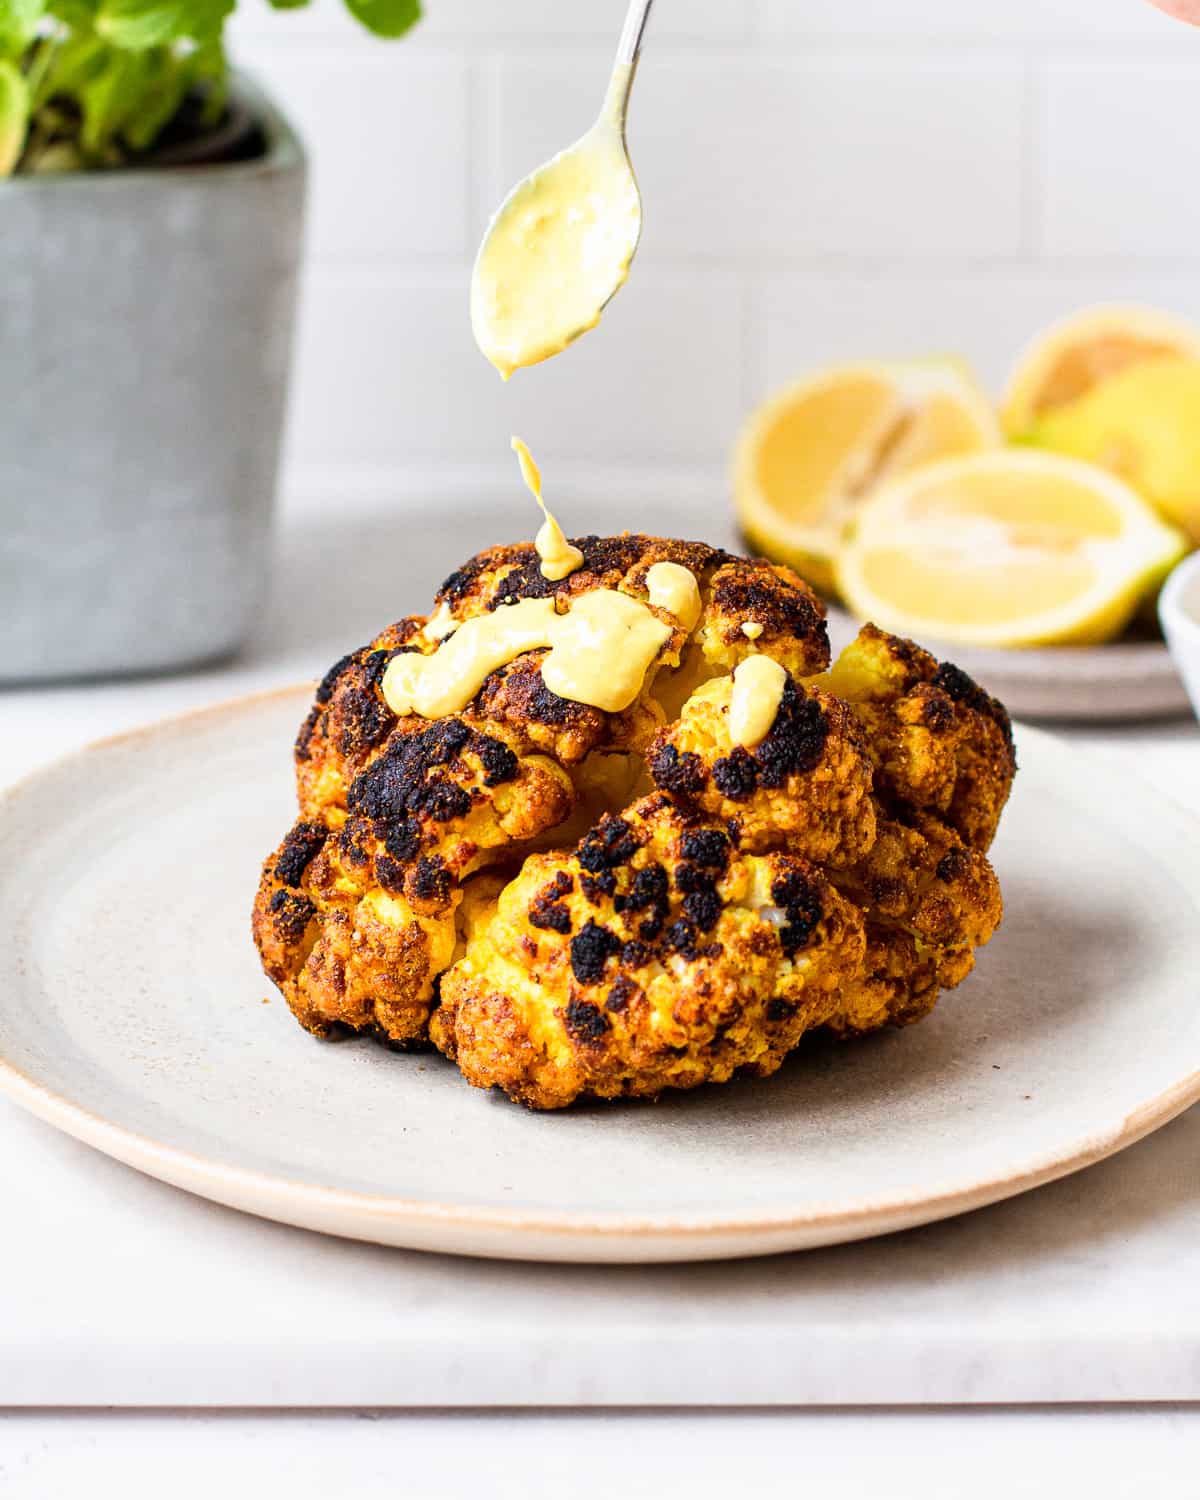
[190,33,225,120]
[265,0,310,10]
[46,0,101,28]
[120,46,185,146]
[341,0,419,38]
[95,0,231,49]
[79,46,151,151]
[0,57,29,173]
[0,0,47,51]
[31,34,105,105]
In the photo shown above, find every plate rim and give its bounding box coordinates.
[2,685,1199,1257]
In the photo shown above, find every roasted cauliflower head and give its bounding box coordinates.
[253,532,1015,1108]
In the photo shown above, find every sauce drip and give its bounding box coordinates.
[382,590,671,720]
[645,561,701,630]
[471,73,640,381]
[729,656,788,748]
[512,436,584,582]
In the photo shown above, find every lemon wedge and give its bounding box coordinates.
[1023,356,1200,546]
[733,360,998,594]
[836,451,1187,648]
[1002,303,1200,438]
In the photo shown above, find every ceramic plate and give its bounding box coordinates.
[1,688,1198,1264]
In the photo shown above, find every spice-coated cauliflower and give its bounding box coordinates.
[252,533,1015,1108]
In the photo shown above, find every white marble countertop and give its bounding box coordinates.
[3,493,1199,1482]
[3,1407,1200,1500]
[4,1078,1200,1408]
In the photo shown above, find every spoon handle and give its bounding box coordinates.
[616,0,655,65]
[605,0,655,128]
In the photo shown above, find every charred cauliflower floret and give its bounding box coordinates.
[848,811,1002,951]
[294,616,425,824]
[695,559,830,678]
[253,531,1014,1109]
[829,814,1005,1038]
[647,673,878,866]
[253,715,574,1042]
[820,623,1016,852]
[431,795,866,1110]
[831,923,944,1039]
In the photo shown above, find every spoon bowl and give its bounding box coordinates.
[469,0,654,379]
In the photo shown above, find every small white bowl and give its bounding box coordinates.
[1159,551,1200,721]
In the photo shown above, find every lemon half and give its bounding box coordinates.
[734,360,997,594]
[1023,356,1200,547]
[1002,303,1200,438]
[836,450,1186,649]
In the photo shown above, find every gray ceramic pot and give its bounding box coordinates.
[0,75,305,682]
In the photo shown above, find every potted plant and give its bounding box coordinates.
[0,0,420,681]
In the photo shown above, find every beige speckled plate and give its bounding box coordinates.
[1,687,1198,1263]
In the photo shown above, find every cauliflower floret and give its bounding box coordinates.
[646,674,877,866]
[829,924,943,1038]
[293,616,426,825]
[820,623,1016,852]
[695,559,830,678]
[253,716,574,1042]
[431,795,865,1109]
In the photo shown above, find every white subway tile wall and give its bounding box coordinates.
[761,0,1181,41]
[263,53,472,260]
[287,267,745,468]
[1038,61,1200,258]
[490,55,1027,259]
[226,0,1200,503]
[758,270,1200,394]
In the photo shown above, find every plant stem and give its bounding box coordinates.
[23,33,60,105]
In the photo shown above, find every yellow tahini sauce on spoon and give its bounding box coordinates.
[471,72,641,380]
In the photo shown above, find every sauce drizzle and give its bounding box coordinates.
[382,590,672,720]
[512,436,584,582]
[645,561,701,630]
[728,656,788,748]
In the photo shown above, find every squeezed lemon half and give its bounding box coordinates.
[733,360,997,594]
[836,450,1187,649]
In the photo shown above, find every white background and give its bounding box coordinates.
[226,0,1200,510]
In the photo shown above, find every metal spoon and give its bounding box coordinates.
[469,0,656,379]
